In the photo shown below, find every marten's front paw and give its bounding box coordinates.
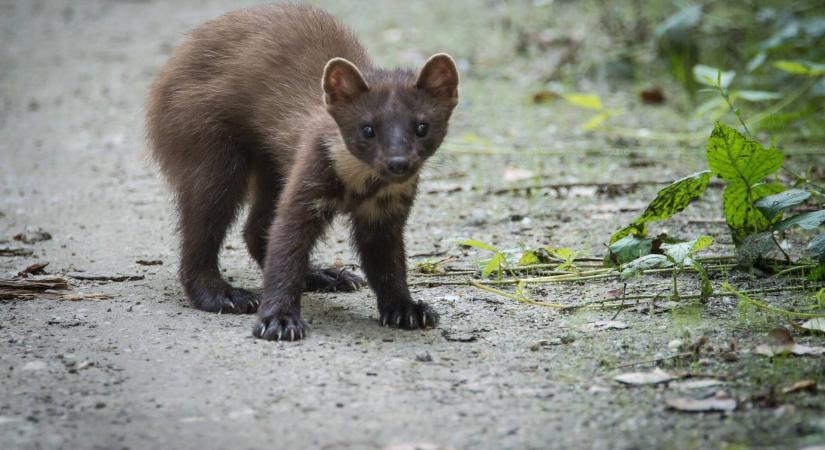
[253,310,308,341]
[304,267,366,292]
[379,301,439,330]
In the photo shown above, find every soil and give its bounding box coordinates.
[1,1,823,449]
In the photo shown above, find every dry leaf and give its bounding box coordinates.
[798,318,825,335]
[666,396,736,412]
[614,368,676,385]
[585,320,629,331]
[18,261,49,276]
[503,167,535,182]
[754,327,824,356]
[672,379,723,390]
[782,379,817,394]
[532,90,559,104]
[640,87,665,105]
[754,343,825,357]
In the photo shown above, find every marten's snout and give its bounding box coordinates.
[386,157,410,175]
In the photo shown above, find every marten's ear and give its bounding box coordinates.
[416,53,459,105]
[323,58,369,106]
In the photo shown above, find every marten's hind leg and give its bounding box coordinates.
[244,158,282,268]
[175,137,259,314]
[304,267,366,292]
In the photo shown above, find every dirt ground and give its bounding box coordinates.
[1,1,824,449]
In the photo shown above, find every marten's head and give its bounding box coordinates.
[323,54,459,184]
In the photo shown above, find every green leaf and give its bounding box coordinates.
[606,235,653,266]
[609,171,711,243]
[774,210,825,231]
[807,233,825,262]
[581,112,610,131]
[707,123,784,185]
[620,254,673,280]
[662,236,714,265]
[482,253,506,278]
[655,5,701,38]
[774,60,825,77]
[808,264,825,281]
[552,247,575,261]
[460,239,499,253]
[518,251,541,266]
[755,189,811,221]
[734,90,783,102]
[610,224,646,244]
[693,65,735,89]
[746,52,767,72]
[563,93,603,110]
[723,182,785,244]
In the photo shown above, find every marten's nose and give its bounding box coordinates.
[387,157,410,175]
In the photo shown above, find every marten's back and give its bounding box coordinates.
[147,4,370,169]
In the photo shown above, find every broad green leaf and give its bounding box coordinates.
[723,182,785,243]
[620,254,673,280]
[662,236,714,265]
[610,224,646,244]
[693,65,735,89]
[635,171,712,223]
[774,209,825,231]
[755,189,811,221]
[563,93,603,110]
[807,233,825,262]
[609,171,711,243]
[774,60,825,76]
[460,239,499,253]
[707,122,784,185]
[606,235,653,266]
[482,252,505,278]
[735,90,782,102]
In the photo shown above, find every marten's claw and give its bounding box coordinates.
[253,311,308,341]
[378,301,439,330]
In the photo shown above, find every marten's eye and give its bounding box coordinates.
[361,125,375,139]
[415,122,429,138]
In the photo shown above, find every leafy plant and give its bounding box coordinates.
[520,246,578,270]
[706,122,785,243]
[620,236,714,300]
[610,171,712,243]
[460,239,508,278]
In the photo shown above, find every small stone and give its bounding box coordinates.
[22,361,47,371]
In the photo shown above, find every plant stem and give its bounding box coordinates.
[722,283,825,318]
[468,280,566,308]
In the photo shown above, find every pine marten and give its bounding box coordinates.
[146,4,459,341]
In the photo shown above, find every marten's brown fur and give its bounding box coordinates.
[146,4,459,341]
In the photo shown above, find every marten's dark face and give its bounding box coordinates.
[323,55,459,183]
